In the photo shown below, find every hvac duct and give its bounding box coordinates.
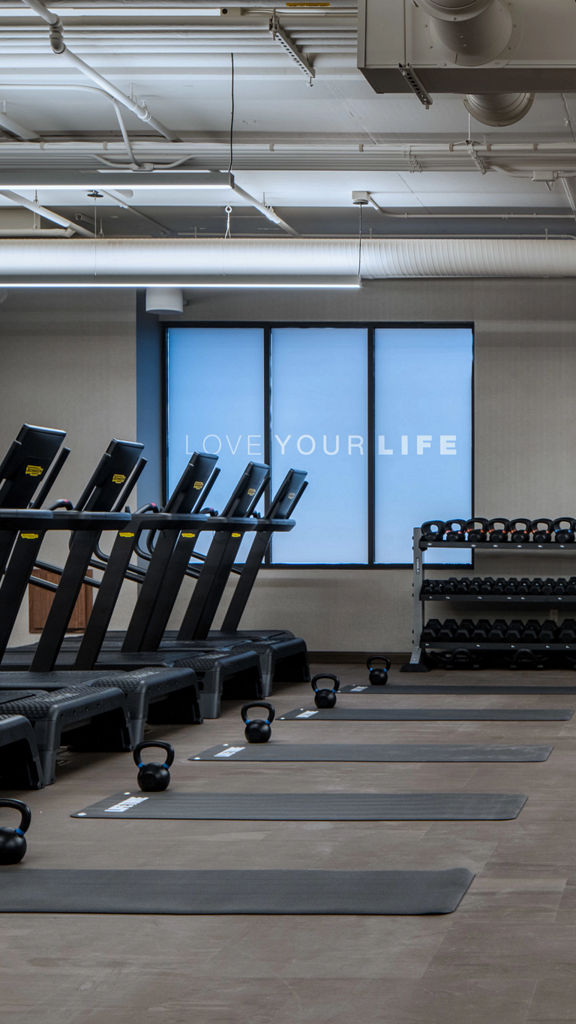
[416,0,534,126]
[0,237,575,284]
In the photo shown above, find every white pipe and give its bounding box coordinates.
[417,0,534,127]
[0,190,95,237]
[0,228,74,236]
[0,237,574,282]
[19,0,180,142]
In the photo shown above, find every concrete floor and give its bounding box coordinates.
[1,661,575,1023]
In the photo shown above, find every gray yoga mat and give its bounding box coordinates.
[0,868,475,915]
[342,684,576,695]
[192,742,552,762]
[72,791,527,821]
[280,707,573,722]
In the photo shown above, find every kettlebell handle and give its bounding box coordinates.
[311,674,340,692]
[133,740,175,768]
[553,517,576,530]
[366,656,391,671]
[241,702,275,724]
[0,798,31,835]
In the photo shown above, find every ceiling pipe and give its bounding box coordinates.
[417,0,534,127]
[0,236,574,283]
[19,0,180,142]
[0,189,95,237]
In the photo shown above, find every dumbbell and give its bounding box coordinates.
[470,619,491,642]
[420,520,445,544]
[566,578,576,595]
[539,621,557,642]
[522,620,541,643]
[133,741,175,792]
[241,702,275,743]
[479,577,495,594]
[516,579,531,595]
[488,619,508,642]
[505,620,524,642]
[311,674,340,708]
[437,619,459,641]
[465,517,489,542]
[558,619,576,643]
[421,619,442,642]
[553,518,576,544]
[504,579,519,594]
[443,578,460,594]
[554,581,567,595]
[468,579,482,595]
[0,799,31,865]
[487,518,510,543]
[366,657,391,686]
[540,578,555,595]
[529,578,543,595]
[509,518,532,543]
[491,578,506,594]
[531,518,553,543]
[454,619,475,641]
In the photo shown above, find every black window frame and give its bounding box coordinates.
[164,320,475,569]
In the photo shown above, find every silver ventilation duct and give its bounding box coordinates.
[0,237,575,284]
[416,0,534,126]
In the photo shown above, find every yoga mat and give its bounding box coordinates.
[191,742,552,762]
[342,684,576,695]
[72,791,527,821]
[280,707,572,721]
[0,868,475,915]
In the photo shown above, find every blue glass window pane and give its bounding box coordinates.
[374,327,473,565]
[270,327,368,564]
[167,328,265,558]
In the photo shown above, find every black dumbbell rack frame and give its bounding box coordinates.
[404,527,576,671]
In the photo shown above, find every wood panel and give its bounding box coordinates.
[28,568,93,634]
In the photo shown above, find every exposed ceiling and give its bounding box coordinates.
[1,0,576,244]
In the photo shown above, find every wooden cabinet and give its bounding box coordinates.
[28,568,93,633]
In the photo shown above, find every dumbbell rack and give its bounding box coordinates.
[404,526,576,671]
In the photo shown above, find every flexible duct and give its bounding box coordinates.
[416,0,534,127]
[0,237,575,283]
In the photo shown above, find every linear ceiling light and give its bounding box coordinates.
[0,5,223,14]
[0,170,232,190]
[0,276,361,288]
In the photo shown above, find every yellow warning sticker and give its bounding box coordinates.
[25,465,43,477]
[112,474,126,485]
[182,533,196,538]
[193,481,204,490]
[119,532,135,538]
[20,533,39,540]
[232,532,241,538]
[247,488,256,496]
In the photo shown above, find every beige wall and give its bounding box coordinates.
[2,278,576,654]
[0,288,137,645]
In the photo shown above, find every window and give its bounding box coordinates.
[166,325,473,566]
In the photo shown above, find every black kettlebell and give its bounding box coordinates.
[133,740,175,792]
[0,798,31,865]
[311,673,340,709]
[241,702,275,743]
[367,656,391,685]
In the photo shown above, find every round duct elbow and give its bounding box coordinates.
[463,92,535,126]
[145,287,183,315]
[420,0,512,65]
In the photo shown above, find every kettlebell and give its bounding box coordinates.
[420,520,445,545]
[487,518,510,543]
[0,798,31,865]
[241,702,275,743]
[465,517,489,543]
[553,517,576,544]
[367,656,392,685]
[133,740,175,792]
[311,673,340,709]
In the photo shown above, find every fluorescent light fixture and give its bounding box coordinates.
[0,276,362,289]
[0,170,232,191]
[0,6,223,15]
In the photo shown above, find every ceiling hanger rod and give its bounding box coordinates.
[19,0,180,143]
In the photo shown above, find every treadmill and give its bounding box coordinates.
[1,454,267,718]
